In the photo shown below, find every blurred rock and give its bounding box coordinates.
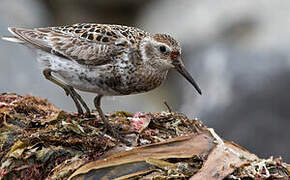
[42,0,151,25]
[139,0,290,161]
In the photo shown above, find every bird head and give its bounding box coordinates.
[139,33,202,95]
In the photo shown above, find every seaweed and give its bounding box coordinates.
[0,93,288,180]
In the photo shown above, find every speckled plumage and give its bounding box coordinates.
[3,22,201,108]
[5,23,169,95]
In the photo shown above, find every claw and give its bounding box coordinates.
[102,121,132,146]
[119,130,139,135]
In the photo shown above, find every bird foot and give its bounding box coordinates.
[93,95,137,146]
[102,122,136,146]
[119,130,139,135]
[81,112,93,118]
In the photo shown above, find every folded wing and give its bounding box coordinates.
[4,26,127,66]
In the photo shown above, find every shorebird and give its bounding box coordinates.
[2,23,202,144]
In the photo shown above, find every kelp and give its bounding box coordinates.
[0,93,289,180]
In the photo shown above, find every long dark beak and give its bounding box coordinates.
[174,61,202,95]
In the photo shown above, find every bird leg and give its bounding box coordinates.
[68,87,91,115]
[94,95,132,145]
[43,68,90,115]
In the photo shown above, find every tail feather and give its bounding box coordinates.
[2,27,54,69]
[2,36,24,43]
[2,27,26,43]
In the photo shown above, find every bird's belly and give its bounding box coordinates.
[48,56,167,96]
[55,69,165,96]
[36,52,115,95]
[52,66,118,95]
[56,72,115,95]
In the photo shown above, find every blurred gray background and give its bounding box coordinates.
[0,0,289,161]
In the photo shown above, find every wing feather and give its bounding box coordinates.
[5,24,149,66]
[7,27,51,52]
[5,26,128,66]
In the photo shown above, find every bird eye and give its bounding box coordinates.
[158,45,168,53]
